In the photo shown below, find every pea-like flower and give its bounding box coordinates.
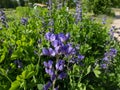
[101,48,117,69]
[43,60,53,69]
[45,32,55,41]
[58,72,67,79]
[0,16,6,22]
[44,60,54,76]
[0,10,5,16]
[77,54,85,60]
[43,81,52,90]
[55,60,65,71]
[49,33,56,42]
[48,48,56,56]
[42,47,56,57]
[102,56,109,62]
[100,64,107,69]
[21,17,28,25]
[51,40,63,47]
[14,60,23,68]
[58,33,67,42]
[109,48,117,57]
[42,48,49,56]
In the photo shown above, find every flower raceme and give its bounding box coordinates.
[101,48,117,69]
[42,32,75,56]
[43,32,84,90]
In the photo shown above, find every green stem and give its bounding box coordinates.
[0,72,12,83]
[52,79,56,89]
[5,75,12,83]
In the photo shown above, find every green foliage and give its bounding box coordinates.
[83,0,112,15]
[0,5,119,90]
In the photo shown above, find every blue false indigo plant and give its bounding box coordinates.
[0,10,8,28]
[75,0,82,24]
[48,0,52,16]
[57,0,62,10]
[102,16,107,25]
[42,32,84,90]
[109,26,115,40]
[48,19,54,32]
[14,59,23,69]
[101,48,117,69]
[21,17,28,25]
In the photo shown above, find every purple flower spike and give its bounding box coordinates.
[43,81,52,90]
[58,72,67,79]
[42,48,49,56]
[109,48,117,57]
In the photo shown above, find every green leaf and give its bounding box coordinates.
[26,71,35,79]
[86,65,91,75]
[9,81,21,90]
[0,53,5,63]
[11,53,18,60]
[21,71,28,79]
[0,68,6,75]
[37,84,44,90]
[93,65,101,78]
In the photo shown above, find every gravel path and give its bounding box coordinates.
[111,11,120,42]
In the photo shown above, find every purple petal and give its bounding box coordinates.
[49,48,56,57]
[49,33,56,42]
[48,60,53,68]
[103,57,109,62]
[48,69,54,76]
[43,61,48,67]
[51,40,59,47]
[50,74,56,81]
[58,33,67,42]
[45,68,49,74]
[43,81,52,90]
[66,33,70,40]
[42,48,49,55]
[101,64,107,69]
[55,46,61,54]
[45,32,52,41]
[58,72,67,79]
[78,54,85,60]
